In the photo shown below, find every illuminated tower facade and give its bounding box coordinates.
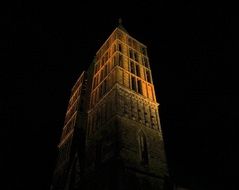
[51,21,169,190]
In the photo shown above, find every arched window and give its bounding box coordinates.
[138,131,149,165]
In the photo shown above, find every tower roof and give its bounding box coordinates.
[117,18,128,34]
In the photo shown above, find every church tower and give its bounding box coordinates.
[51,20,169,190]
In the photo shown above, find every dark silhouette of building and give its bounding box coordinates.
[51,21,169,190]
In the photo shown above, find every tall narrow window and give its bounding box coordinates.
[118,43,122,52]
[130,61,135,74]
[106,63,109,75]
[134,52,138,62]
[131,76,136,92]
[137,79,142,95]
[101,57,105,66]
[105,51,109,62]
[129,49,133,59]
[104,64,107,78]
[138,132,149,165]
[113,44,116,53]
[100,70,103,82]
[144,57,149,68]
[136,64,140,77]
[146,70,151,83]
[119,54,123,67]
[113,55,117,67]
[115,54,119,66]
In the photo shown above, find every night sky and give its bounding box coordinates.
[2,1,236,190]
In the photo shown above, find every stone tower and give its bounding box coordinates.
[51,21,169,190]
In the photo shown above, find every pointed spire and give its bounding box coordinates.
[117,17,128,34]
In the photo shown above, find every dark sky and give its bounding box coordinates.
[2,1,236,190]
